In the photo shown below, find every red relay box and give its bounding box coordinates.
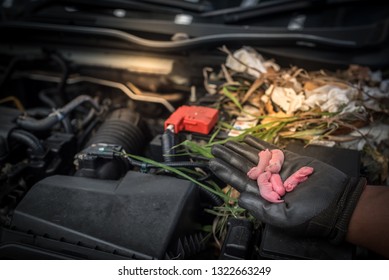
[164,105,219,135]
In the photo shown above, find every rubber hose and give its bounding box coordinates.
[26,107,51,117]
[9,129,45,156]
[162,129,176,163]
[17,95,100,131]
[38,90,73,133]
[49,53,69,100]
[38,90,57,108]
[86,108,146,155]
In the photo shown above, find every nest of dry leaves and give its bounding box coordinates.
[203,46,389,184]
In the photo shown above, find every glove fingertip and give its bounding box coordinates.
[208,157,224,172]
[210,144,223,157]
[244,135,277,150]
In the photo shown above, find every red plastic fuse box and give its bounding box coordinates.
[164,105,219,134]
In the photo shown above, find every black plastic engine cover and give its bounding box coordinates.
[8,171,200,259]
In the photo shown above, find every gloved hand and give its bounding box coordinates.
[209,135,366,243]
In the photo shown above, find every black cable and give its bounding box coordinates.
[49,52,69,103]
[125,155,223,205]
[125,156,209,170]
[197,173,212,182]
[199,186,224,206]
[80,108,96,129]
[38,89,57,108]
[77,118,101,149]
[162,128,176,163]
[61,117,73,134]
[17,95,100,132]
[61,95,100,113]
[9,129,45,156]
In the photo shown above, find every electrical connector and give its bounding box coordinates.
[164,105,218,135]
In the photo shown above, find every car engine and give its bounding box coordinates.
[0,47,226,259]
[1,0,389,260]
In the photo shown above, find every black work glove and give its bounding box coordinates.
[209,135,366,243]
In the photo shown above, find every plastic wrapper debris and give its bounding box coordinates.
[225,47,280,78]
[262,85,307,114]
[363,86,389,113]
[303,85,359,113]
[340,123,389,151]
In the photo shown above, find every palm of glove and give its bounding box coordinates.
[209,135,365,242]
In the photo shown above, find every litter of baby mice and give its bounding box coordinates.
[246,149,314,203]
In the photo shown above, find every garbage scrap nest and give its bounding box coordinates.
[205,46,389,184]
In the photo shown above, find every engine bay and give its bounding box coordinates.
[1,1,389,260]
[0,46,380,260]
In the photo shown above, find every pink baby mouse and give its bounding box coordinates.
[257,171,284,203]
[247,149,272,180]
[284,166,314,192]
[265,149,284,173]
[270,173,286,196]
[266,149,286,196]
